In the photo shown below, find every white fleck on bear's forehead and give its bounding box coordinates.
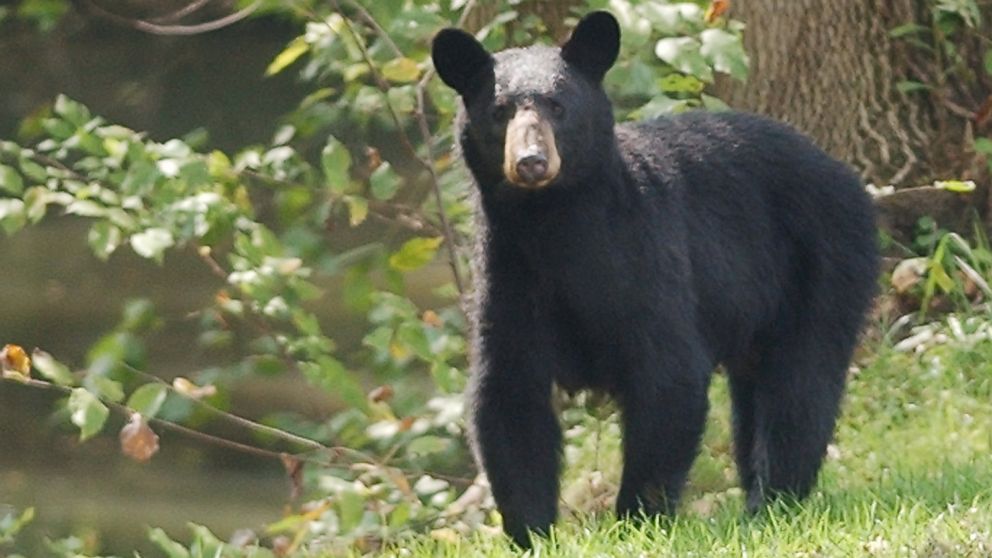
[493,46,569,96]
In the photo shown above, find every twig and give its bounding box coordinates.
[74,0,259,35]
[149,0,214,24]
[3,374,476,485]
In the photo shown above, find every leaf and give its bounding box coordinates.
[68,387,109,441]
[266,37,309,76]
[31,349,75,386]
[704,0,730,23]
[127,383,168,418]
[1,344,31,381]
[86,375,125,403]
[934,179,976,193]
[699,29,749,81]
[18,157,47,183]
[975,137,992,156]
[88,222,122,260]
[172,377,217,400]
[896,80,930,94]
[148,527,191,558]
[0,164,24,195]
[322,135,352,193]
[130,228,175,262]
[343,195,369,226]
[389,236,444,271]
[407,435,450,457]
[655,37,713,82]
[370,162,400,200]
[0,199,26,235]
[53,95,91,127]
[65,199,107,217]
[381,57,421,82]
[119,412,160,463]
[300,356,368,411]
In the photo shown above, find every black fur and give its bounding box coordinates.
[433,11,879,548]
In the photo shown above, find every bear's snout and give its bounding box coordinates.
[502,107,561,188]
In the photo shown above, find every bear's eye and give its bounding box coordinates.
[492,103,513,122]
[549,100,565,118]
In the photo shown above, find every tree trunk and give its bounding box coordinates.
[715,0,990,190]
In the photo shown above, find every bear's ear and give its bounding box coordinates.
[561,11,620,83]
[432,28,494,97]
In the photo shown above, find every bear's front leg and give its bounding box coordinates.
[469,282,564,548]
[472,361,560,548]
[615,346,710,519]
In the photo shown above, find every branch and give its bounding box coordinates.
[74,0,259,35]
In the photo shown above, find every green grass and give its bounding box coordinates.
[367,322,992,557]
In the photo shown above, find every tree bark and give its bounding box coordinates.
[715,0,991,190]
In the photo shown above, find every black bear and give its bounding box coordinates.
[432,11,878,547]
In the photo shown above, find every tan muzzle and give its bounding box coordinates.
[502,107,561,188]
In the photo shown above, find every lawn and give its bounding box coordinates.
[373,318,992,557]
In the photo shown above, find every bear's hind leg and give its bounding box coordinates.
[746,335,850,510]
[725,371,765,511]
[615,366,710,519]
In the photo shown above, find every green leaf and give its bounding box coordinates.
[88,222,123,260]
[0,199,26,235]
[396,321,432,361]
[935,179,976,193]
[322,135,352,193]
[0,164,24,195]
[370,162,400,200]
[266,36,309,76]
[53,95,91,127]
[655,37,713,82]
[86,375,125,403]
[18,157,48,183]
[31,349,76,387]
[407,435,450,456]
[975,137,992,156]
[130,228,175,262]
[65,199,107,217]
[699,29,749,81]
[300,356,368,411]
[148,527,191,558]
[985,48,992,76]
[897,80,930,94]
[127,384,168,418]
[381,57,421,82]
[388,236,444,271]
[337,490,366,532]
[68,387,109,442]
[343,195,369,226]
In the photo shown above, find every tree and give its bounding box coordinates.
[717,1,990,187]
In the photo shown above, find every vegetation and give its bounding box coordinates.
[1,0,991,556]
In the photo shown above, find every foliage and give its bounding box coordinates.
[0,0,748,554]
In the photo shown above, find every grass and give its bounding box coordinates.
[364,318,992,557]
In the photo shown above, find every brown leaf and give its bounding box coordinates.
[422,310,443,328]
[365,146,382,171]
[704,0,730,23]
[891,257,927,294]
[119,412,160,463]
[281,453,304,501]
[368,384,394,403]
[1,344,31,381]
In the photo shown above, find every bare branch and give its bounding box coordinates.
[74,0,259,36]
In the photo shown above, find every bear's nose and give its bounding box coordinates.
[516,154,549,185]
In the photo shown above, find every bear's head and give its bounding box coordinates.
[432,11,620,193]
